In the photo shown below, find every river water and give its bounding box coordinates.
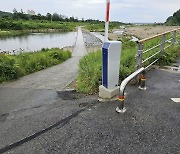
[0,32,77,53]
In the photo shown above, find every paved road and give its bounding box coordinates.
[0,31,180,153]
[0,66,179,154]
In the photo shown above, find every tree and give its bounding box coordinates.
[165,9,180,25]
[46,13,52,22]
[52,13,60,21]
[20,9,24,14]
[13,8,18,13]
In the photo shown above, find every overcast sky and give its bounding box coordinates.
[0,0,180,23]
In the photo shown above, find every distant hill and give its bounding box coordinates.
[165,9,180,26]
[0,11,12,18]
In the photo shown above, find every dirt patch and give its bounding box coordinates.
[62,46,74,53]
[126,26,180,39]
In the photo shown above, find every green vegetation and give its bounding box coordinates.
[84,22,125,32]
[0,30,29,37]
[77,35,180,94]
[77,51,102,94]
[0,18,77,33]
[0,48,71,83]
[165,9,180,25]
[0,10,125,37]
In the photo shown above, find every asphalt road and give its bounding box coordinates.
[0,64,179,154]
[0,31,179,154]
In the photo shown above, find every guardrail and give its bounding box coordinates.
[116,28,180,113]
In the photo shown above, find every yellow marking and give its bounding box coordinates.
[118,98,125,101]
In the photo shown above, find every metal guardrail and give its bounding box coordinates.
[116,28,180,113]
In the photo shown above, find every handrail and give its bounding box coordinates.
[116,28,180,113]
[116,67,145,113]
[138,28,180,43]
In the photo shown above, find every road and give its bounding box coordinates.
[0,31,180,153]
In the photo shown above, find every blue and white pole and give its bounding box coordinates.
[102,41,122,89]
[99,0,122,99]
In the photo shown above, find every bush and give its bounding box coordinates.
[0,55,24,82]
[0,48,71,83]
[77,36,180,94]
[77,51,102,94]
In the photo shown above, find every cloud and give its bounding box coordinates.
[0,0,179,22]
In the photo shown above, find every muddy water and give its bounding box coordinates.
[0,32,77,53]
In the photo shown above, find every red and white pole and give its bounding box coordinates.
[105,0,110,42]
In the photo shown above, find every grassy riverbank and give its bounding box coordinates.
[0,19,78,37]
[0,48,71,83]
[0,30,29,37]
[77,36,180,94]
[84,22,125,32]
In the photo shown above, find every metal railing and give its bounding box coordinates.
[116,28,180,113]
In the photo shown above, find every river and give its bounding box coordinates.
[0,32,77,54]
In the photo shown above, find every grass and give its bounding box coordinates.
[0,48,71,83]
[0,30,29,37]
[84,22,124,32]
[76,35,180,94]
[0,20,79,38]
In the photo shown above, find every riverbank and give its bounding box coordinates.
[0,48,71,83]
[0,20,78,38]
[0,30,29,38]
[0,27,86,90]
[76,26,180,94]
[82,30,102,52]
[126,25,180,39]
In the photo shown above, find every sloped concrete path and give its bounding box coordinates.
[0,27,87,90]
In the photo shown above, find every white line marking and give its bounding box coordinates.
[171,98,180,103]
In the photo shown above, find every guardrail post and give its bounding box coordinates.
[138,71,146,90]
[136,42,143,83]
[160,34,166,55]
[137,42,143,70]
[172,31,176,45]
[116,91,126,113]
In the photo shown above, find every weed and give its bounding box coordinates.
[77,35,180,94]
[0,48,71,83]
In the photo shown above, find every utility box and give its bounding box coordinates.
[99,41,122,99]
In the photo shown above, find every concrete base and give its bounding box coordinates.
[99,85,119,99]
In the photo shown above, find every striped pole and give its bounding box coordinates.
[105,0,110,42]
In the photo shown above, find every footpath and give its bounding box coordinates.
[0,30,180,153]
[0,27,87,90]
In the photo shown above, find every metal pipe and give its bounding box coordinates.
[138,71,146,90]
[116,67,145,113]
[165,38,173,43]
[164,44,172,50]
[138,28,180,43]
[142,50,161,64]
[143,43,161,54]
[160,34,166,55]
[137,43,143,69]
[145,58,159,70]
[172,31,176,45]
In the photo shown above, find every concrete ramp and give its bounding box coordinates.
[0,27,87,90]
[72,27,87,57]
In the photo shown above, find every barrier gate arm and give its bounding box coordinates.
[116,67,145,113]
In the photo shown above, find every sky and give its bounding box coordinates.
[0,0,180,23]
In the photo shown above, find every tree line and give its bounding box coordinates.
[165,9,180,26]
[0,9,103,23]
